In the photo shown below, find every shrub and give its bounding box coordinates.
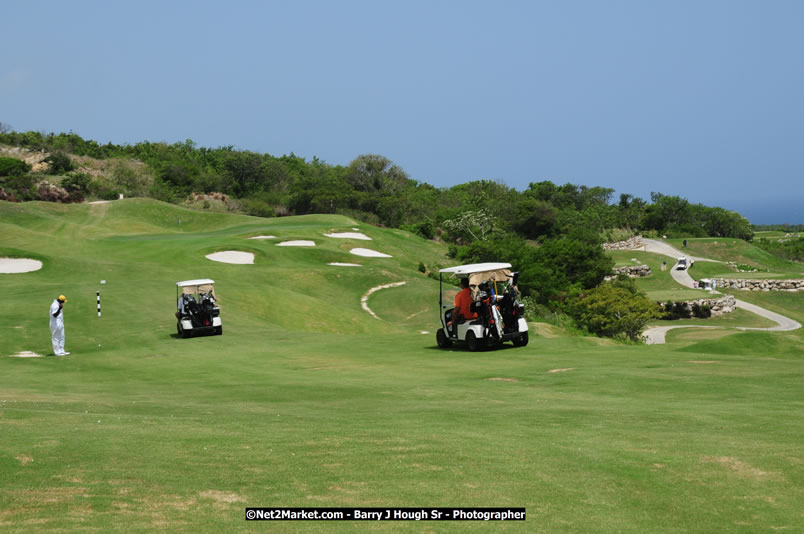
[673,301,691,319]
[61,173,91,202]
[0,157,31,176]
[37,181,71,202]
[241,197,275,218]
[692,303,711,319]
[0,174,37,200]
[89,179,121,200]
[44,152,74,174]
[569,284,661,341]
[401,219,435,240]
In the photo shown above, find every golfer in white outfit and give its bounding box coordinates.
[49,295,70,356]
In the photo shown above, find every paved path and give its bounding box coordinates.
[637,239,801,344]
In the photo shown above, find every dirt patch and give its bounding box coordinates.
[486,377,520,382]
[705,456,772,478]
[529,322,561,338]
[205,251,254,264]
[0,258,43,273]
[199,490,246,504]
[548,368,575,373]
[16,454,33,465]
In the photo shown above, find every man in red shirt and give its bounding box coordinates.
[452,277,478,325]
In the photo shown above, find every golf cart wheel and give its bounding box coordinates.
[466,330,484,352]
[436,328,452,348]
[513,331,529,347]
[215,326,222,336]
[178,322,191,339]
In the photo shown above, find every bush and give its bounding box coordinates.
[692,303,711,319]
[241,197,275,218]
[61,173,91,202]
[89,179,121,200]
[44,152,74,174]
[0,174,37,200]
[37,181,71,202]
[569,284,661,341]
[401,219,435,240]
[660,300,693,320]
[0,157,31,176]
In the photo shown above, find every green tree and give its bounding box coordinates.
[442,208,498,243]
[569,284,661,341]
[346,154,410,194]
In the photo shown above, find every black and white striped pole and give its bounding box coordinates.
[97,291,101,317]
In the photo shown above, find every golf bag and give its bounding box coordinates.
[499,272,524,334]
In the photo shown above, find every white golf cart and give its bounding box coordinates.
[176,279,222,338]
[436,262,529,351]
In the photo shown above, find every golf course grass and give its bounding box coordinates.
[668,237,804,276]
[2,200,803,532]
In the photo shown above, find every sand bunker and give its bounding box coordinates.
[328,262,362,267]
[277,240,315,247]
[0,258,43,273]
[350,248,392,258]
[248,235,276,240]
[548,368,576,373]
[324,232,371,240]
[361,281,407,319]
[205,251,254,264]
[10,351,43,358]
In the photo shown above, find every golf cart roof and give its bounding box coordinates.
[440,262,512,275]
[176,279,215,287]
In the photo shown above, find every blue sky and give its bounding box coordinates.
[2,1,802,223]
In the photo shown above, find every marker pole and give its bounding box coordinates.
[97,291,101,317]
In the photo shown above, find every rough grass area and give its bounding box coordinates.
[2,200,803,532]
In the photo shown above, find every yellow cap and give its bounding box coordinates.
[58,295,67,302]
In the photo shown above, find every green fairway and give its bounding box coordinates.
[2,200,803,532]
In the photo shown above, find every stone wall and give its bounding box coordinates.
[602,236,644,250]
[604,264,652,281]
[659,295,737,316]
[615,264,651,277]
[712,278,804,292]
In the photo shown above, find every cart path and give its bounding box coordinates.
[639,239,801,344]
[361,281,407,320]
